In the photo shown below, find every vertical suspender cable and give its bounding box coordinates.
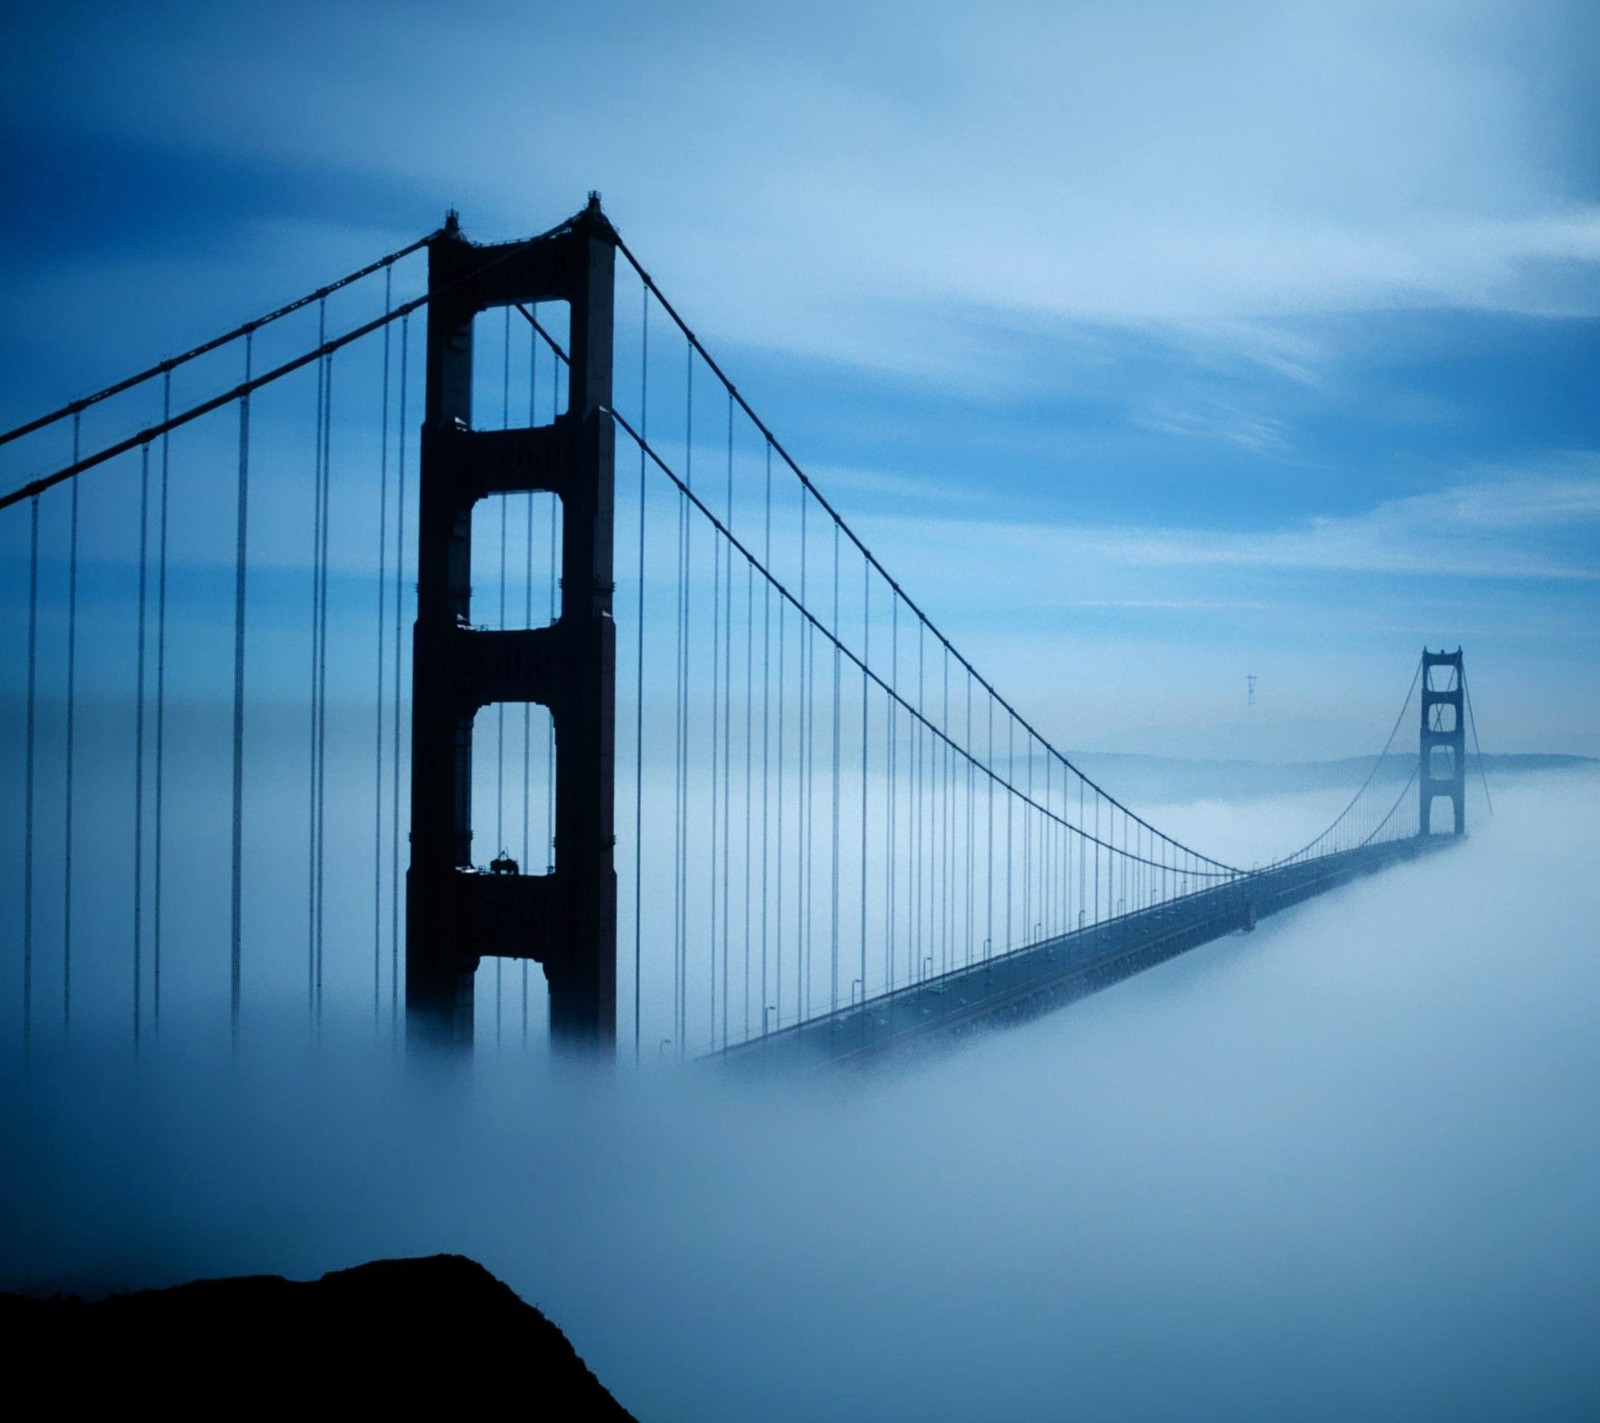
[1023,728,1032,944]
[920,632,927,974]
[374,268,391,1028]
[496,307,510,1047]
[934,652,944,970]
[760,441,772,1032]
[133,442,150,1050]
[154,373,170,1037]
[546,493,557,871]
[633,290,649,1061]
[934,650,943,971]
[524,305,537,1045]
[1121,812,1128,914]
[986,696,994,961]
[744,528,755,1040]
[673,485,685,1053]
[1093,793,1100,933]
[391,315,409,1035]
[799,492,809,1019]
[316,342,333,1026]
[686,355,694,1050]
[230,332,253,1041]
[23,496,39,1063]
[548,318,560,895]
[743,514,758,1036]
[940,659,953,966]
[795,497,804,1020]
[775,566,785,1028]
[308,307,325,1024]
[372,268,392,1024]
[1064,765,1073,928]
[722,393,734,1046]
[64,414,80,1033]
[965,673,974,965]
[1042,748,1049,931]
[759,441,771,1035]
[521,308,536,1043]
[1006,718,1015,950]
[830,524,840,1015]
[709,434,721,1049]
[676,349,692,1056]
[1078,779,1085,931]
[859,561,868,1006]
[547,359,558,881]
[724,397,736,1046]
[886,597,897,989]
[914,623,923,982]
[942,650,951,971]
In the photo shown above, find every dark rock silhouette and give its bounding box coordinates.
[0,1253,638,1417]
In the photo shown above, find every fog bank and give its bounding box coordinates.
[4,771,1597,1421]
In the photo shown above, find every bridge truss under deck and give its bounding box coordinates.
[723,835,1456,1075]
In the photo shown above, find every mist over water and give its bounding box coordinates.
[4,771,1598,1422]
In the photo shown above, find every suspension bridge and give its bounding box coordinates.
[0,197,1489,1072]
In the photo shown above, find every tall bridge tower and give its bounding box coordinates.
[407,198,618,1051]
[1419,648,1466,837]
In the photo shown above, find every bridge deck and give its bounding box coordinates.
[722,835,1455,1075]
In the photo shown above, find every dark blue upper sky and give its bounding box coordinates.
[2,0,1596,754]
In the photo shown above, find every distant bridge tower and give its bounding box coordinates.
[407,198,618,1052]
[1419,648,1466,837]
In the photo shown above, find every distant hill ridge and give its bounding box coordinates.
[1063,751,1596,801]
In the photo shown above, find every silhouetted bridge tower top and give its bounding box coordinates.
[0,196,1489,1072]
[1421,649,1467,837]
[407,198,618,1049]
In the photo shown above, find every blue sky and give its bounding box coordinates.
[2,0,1597,756]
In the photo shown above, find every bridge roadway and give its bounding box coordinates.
[722,835,1454,1075]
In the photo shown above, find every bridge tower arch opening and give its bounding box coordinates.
[407,198,617,1053]
[1419,648,1466,837]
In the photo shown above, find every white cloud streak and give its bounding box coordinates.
[10,0,1599,378]
[861,460,1600,587]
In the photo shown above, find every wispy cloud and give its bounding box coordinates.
[801,460,983,506]
[1116,468,1600,581]
[1049,598,1280,614]
[859,459,1600,591]
[1133,402,1297,456]
[10,0,1598,383]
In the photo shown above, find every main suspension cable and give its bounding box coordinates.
[0,234,435,451]
[607,406,1236,875]
[0,213,583,514]
[1265,655,1423,867]
[614,235,1233,874]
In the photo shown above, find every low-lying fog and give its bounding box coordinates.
[5,770,1597,1421]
